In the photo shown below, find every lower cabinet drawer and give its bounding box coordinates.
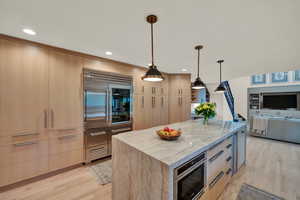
[0,158,48,187]
[208,170,228,200]
[49,149,83,171]
[207,149,227,183]
[0,139,48,166]
[49,133,83,155]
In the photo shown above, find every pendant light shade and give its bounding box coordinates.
[215,60,226,93]
[142,15,164,82]
[192,45,205,89]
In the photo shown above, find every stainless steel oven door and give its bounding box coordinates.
[174,154,206,200]
[84,89,109,127]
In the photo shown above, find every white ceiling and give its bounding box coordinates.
[0,0,299,83]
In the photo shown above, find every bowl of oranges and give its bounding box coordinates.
[156,127,182,141]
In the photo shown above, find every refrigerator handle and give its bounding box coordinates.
[106,89,110,124]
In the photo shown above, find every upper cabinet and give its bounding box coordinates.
[168,74,191,124]
[0,39,49,136]
[48,51,83,130]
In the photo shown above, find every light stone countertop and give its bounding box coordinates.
[113,119,247,168]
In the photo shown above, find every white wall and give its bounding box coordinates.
[207,70,300,121]
[216,70,300,120]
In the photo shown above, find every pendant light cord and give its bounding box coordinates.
[219,62,222,84]
[151,23,154,67]
[197,48,200,78]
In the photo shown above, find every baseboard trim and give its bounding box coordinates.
[0,163,83,192]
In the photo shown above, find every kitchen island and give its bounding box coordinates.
[112,120,247,200]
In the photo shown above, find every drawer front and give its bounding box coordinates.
[207,148,227,183]
[86,131,108,148]
[49,128,82,138]
[0,158,48,187]
[86,144,108,162]
[207,140,225,160]
[208,169,228,200]
[49,149,83,171]
[49,133,83,155]
[0,139,48,166]
[0,131,47,146]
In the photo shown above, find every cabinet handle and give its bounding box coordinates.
[226,144,232,149]
[209,171,224,189]
[12,132,39,137]
[226,156,232,162]
[57,128,77,131]
[209,150,224,163]
[90,131,106,136]
[58,134,76,140]
[13,141,38,147]
[142,96,144,108]
[44,109,48,128]
[178,89,181,95]
[51,109,54,128]
[152,96,155,108]
[161,97,164,107]
[142,86,144,93]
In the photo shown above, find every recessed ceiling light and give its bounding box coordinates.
[182,68,187,72]
[105,51,112,55]
[22,28,36,35]
[148,63,152,66]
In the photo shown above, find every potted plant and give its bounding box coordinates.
[195,102,216,125]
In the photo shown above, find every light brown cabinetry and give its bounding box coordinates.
[133,75,169,130]
[168,74,191,124]
[48,51,83,130]
[0,38,84,187]
[0,39,49,137]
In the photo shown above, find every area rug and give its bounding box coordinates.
[236,184,285,200]
[89,159,112,185]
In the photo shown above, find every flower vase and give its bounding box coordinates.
[203,118,209,126]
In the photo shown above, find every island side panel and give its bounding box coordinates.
[112,137,170,200]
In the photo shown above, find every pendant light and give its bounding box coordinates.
[215,60,226,93]
[192,45,205,89]
[142,15,164,82]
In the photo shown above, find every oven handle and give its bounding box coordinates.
[90,131,107,136]
[176,159,206,181]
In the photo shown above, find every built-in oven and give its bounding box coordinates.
[174,153,206,200]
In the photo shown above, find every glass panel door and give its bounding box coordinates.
[111,88,131,124]
[85,90,107,121]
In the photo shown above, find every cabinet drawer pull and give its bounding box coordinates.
[90,131,106,136]
[209,171,224,189]
[12,132,39,137]
[51,109,54,128]
[161,97,164,107]
[226,156,232,162]
[209,150,224,163]
[58,134,76,140]
[142,96,144,108]
[226,168,232,175]
[13,141,38,147]
[44,109,48,128]
[226,144,232,149]
[57,128,77,132]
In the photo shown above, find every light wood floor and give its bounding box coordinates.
[1,136,300,200]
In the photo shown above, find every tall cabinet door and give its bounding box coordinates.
[48,50,84,171]
[48,50,83,130]
[0,39,49,137]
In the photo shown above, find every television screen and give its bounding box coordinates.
[263,94,297,110]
